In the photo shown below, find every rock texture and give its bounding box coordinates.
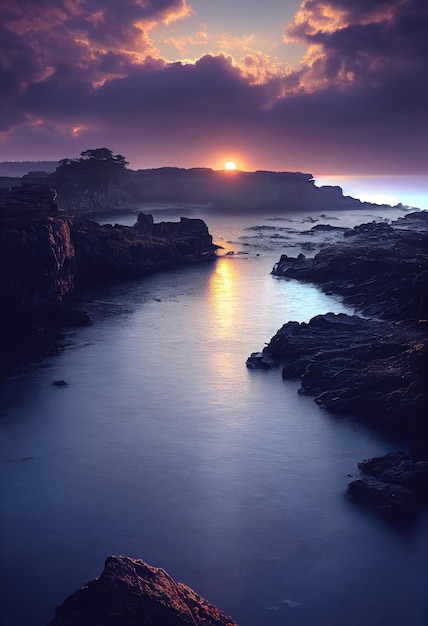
[0,184,217,374]
[49,556,237,626]
[247,212,428,514]
[271,212,428,321]
[72,213,217,286]
[347,452,428,515]
[256,313,427,440]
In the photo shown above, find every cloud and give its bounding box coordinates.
[0,0,427,174]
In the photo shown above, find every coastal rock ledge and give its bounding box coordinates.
[247,211,428,515]
[49,556,237,626]
[0,184,218,374]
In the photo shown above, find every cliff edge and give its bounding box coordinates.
[0,184,218,374]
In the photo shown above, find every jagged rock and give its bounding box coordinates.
[272,212,428,321]
[259,313,427,439]
[48,556,237,626]
[256,213,428,441]
[71,214,218,286]
[347,451,428,514]
[249,213,428,515]
[0,187,217,374]
[246,352,274,369]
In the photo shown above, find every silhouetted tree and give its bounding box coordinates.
[55,148,129,182]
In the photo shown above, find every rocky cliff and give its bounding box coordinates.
[0,185,218,374]
[127,167,362,213]
[49,556,237,626]
[21,166,375,216]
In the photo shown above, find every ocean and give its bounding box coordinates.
[0,205,427,626]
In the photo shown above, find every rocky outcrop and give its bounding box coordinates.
[70,214,217,286]
[0,185,76,317]
[254,313,427,441]
[347,452,428,516]
[271,212,428,320]
[20,165,384,216]
[49,556,237,626]
[128,168,364,214]
[248,212,428,514]
[0,185,218,374]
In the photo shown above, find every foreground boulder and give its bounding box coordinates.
[49,556,237,626]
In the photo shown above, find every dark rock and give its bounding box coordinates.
[0,186,218,375]
[357,451,428,501]
[249,212,428,516]
[22,165,390,217]
[48,555,237,626]
[272,212,428,321]
[71,215,218,286]
[133,212,154,232]
[53,380,67,387]
[246,352,274,369]
[346,477,417,515]
[347,451,428,514]
[259,313,427,440]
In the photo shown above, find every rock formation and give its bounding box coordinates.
[49,556,237,626]
[247,212,428,514]
[346,452,428,515]
[0,184,218,374]
[271,213,428,321]
[20,164,384,216]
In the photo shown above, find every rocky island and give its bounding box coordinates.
[247,212,428,515]
[0,184,218,375]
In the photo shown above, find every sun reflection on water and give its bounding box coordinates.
[208,258,237,340]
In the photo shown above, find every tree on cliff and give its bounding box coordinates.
[55,148,129,181]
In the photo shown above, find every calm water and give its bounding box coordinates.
[1,208,427,626]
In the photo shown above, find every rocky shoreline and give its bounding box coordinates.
[0,184,218,375]
[247,211,428,516]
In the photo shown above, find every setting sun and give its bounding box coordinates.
[224,160,236,170]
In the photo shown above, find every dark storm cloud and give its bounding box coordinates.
[286,0,428,81]
[279,0,428,143]
[92,54,264,123]
[0,0,427,172]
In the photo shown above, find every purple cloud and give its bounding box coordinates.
[0,0,427,174]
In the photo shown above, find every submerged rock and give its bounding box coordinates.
[48,556,237,626]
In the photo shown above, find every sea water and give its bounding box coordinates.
[0,206,427,626]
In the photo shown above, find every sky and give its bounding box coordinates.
[1,0,428,183]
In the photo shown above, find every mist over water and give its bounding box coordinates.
[1,207,427,626]
[314,175,428,210]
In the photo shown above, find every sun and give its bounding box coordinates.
[224,160,236,170]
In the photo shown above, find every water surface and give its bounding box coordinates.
[1,209,427,626]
